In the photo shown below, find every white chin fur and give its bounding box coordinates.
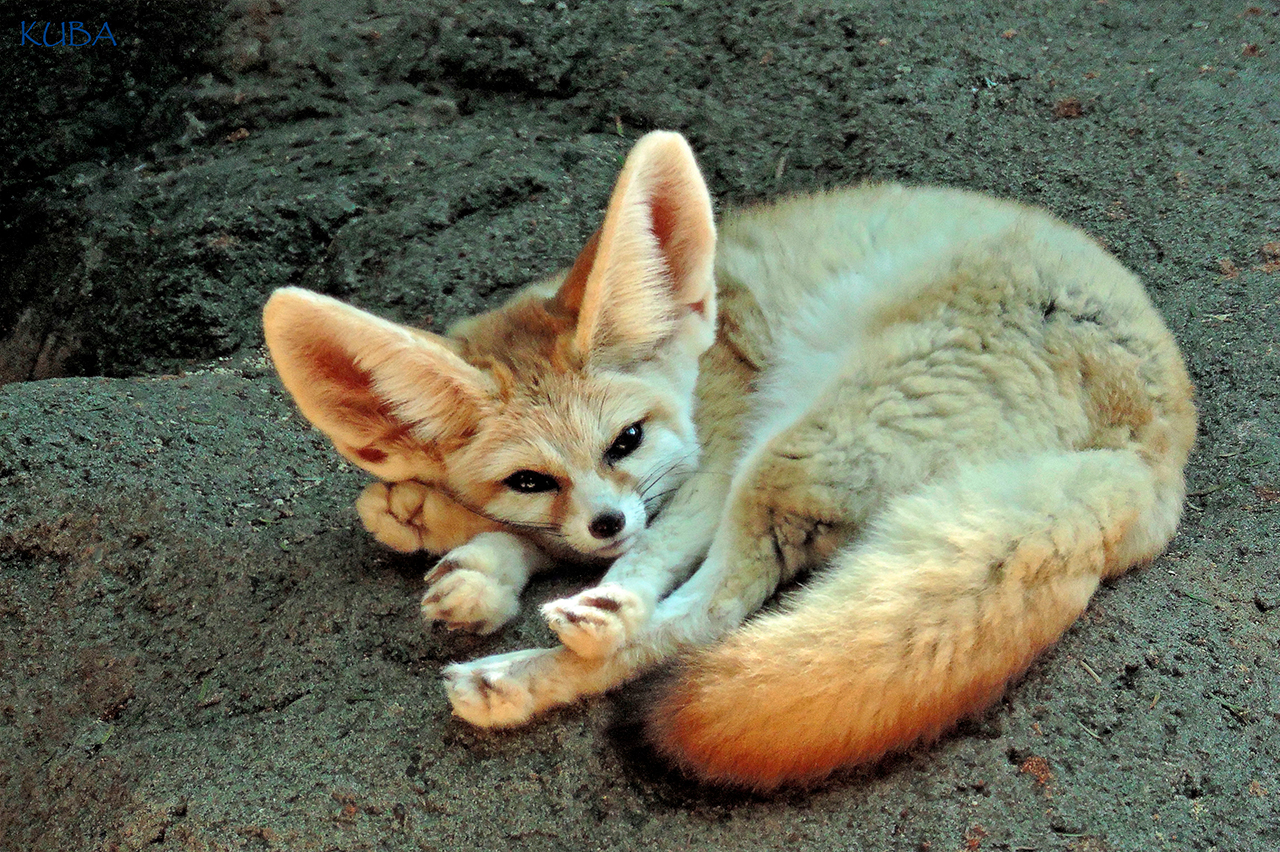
[589,535,635,559]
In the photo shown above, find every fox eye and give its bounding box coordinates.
[502,470,559,494]
[604,421,644,463]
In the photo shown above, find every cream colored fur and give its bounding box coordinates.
[263,132,1195,789]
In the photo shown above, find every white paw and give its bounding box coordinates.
[542,584,646,659]
[421,557,519,635]
[356,481,431,553]
[443,650,543,727]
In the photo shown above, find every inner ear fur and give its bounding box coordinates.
[563,131,718,364]
[262,287,493,479]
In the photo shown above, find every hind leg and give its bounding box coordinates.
[1103,468,1187,577]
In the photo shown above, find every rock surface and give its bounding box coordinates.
[2,2,1277,849]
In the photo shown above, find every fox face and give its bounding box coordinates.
[263,132,717,562]
[442,364,699,560]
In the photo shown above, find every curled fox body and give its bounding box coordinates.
[263,132,1195,789]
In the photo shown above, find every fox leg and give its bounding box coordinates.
[421,532,552,634]
[356,480,504,554]
[541,472,730,659]
[356,481,544,633]
[541,336,762,659]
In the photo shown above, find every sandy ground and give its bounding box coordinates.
[2,1,1278,849]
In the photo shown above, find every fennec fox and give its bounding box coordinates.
[263,131,1195,789]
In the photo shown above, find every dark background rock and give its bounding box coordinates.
[2,1,1277,849]
[1,0,225,382]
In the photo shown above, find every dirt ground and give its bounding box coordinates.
[2,1,1277,849]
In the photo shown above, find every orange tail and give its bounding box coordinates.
[644,606,1054,790]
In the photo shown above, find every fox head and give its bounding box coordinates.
[262,132,717,560]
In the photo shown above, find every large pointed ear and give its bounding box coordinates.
[558,132,717,365]
[262,287,494,480]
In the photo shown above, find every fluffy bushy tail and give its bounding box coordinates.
[644,449,1183,790]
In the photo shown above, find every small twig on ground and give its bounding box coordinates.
[1079,659,1103,684]
[1219,699,1252,722]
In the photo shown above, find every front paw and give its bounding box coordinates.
[443,650,543,727]
[421,556,519,635]
[542,584,646,659]
[356,481,432,553]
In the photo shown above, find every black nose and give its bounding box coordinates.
[588,511,625,540]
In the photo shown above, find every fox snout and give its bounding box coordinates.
[588,511,626,540]
[561,479,646,557]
